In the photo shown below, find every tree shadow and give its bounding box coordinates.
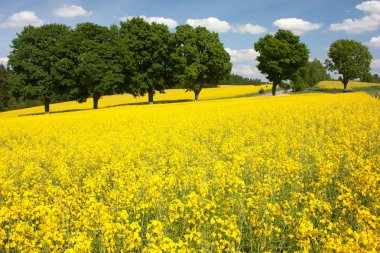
[18,108,94,117]
[17,91,276,117]
[305,85,380,98]
[103,99,193,109]
[18,98,194,117]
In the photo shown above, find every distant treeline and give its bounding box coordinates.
[219,74,263,85]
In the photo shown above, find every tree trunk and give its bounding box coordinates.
[148,89,154,104]
[272,83,277,96]
[194,82,204,102]
[341,76,349,92]
[194,90,201,102]
[44,98,50,114]
[93,94,100,109]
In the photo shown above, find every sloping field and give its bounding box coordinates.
[317,80,380,90]
[0,92,379,252]
[0,85,269,118]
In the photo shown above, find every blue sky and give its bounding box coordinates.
[1,0,380,79]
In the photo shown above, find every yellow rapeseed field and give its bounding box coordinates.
[0,89,379,252]
[317,80,380,90]
[0,85,269,119]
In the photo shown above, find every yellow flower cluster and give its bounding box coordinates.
[0,90,379,252]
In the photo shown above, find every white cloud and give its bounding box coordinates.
[225,48,266,79]
[186,17,266,34]
[330,15,380,34]
[0,11,43,29]
[232,23,267,34]
[356,1,380,13]
[273,18,321,35]
[372,59,380,70]
[0,57,8,66]
[330,1,380,34]
[120,16,178,29]
[186,17,231,32]
[225,48,258,63]
[367,35,380,47]
[231,64,266,79]
[53,4,93,18]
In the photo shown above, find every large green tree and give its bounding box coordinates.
[172,25,231,101]
[254,29,309,96]
[119,18,174,104]
[0,64,10,111]
[62,23,123,109]
[8,24,72,113]
[325,39,372,91]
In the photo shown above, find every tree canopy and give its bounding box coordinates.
[0,64,10,111]
[291,59,331,91]
[172,25,231,101]
[119,17,174,104]
[70,22,123,109]
[8,24,72,113]
[325,39,372,90]
[254,29,309,95]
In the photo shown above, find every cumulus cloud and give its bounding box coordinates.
[273,18,321,35]
[232,23,267,34]
[330,1,380,34]
[231,64,265,78]
[372,59,380,70]
[186,17,266,34]
[187,17,231,32]
[367,35,380,47]
[225,48,266,79]
[0,11,43,28]
[356,0,380,13]
[54,4,93,18]
[0,57,8,66]
[120,16,178,29]
[225,48,259,62]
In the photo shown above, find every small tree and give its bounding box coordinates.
[325,39,372,91]
[0,64,10,111]
[172,25,231,101]
[119,18,174,104]
[291,59,330,91]
[8,24,72,113]
[254,29,309,96]
[304,59,331,86]
[361,72,374,83]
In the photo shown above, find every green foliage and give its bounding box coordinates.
[254,29,309,95]
[119,18,174,104]
[303,59,331,86]
[172,25,232,101]
[8,24,72,113]
[0,64,10,111]
[373,74,380,83]
[325,39,372,90]
[291,68,309,92]
[291,59,330,92]
[361,72,375,83]
[63,23,124,109]
[220,74,262,85]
